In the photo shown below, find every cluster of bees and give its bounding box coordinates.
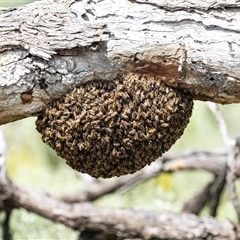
[36,73,193,178]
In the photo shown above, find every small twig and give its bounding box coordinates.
[206,102,234,148]
[0,127,7,186]
[61,174,141,203]
[2,210,12,240]
[182,181,212,214]
[207,102,240,221]
[226,137,240,221]
[62,161,162,203]
[117,161,162,194]
[0,128,12,240]
[208,168,227,217]
[181,166,226,216]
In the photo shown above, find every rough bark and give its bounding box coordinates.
[1,180,237,240]
[0,0,240,125]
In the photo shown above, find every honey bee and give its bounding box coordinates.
[66,119,74,127]
[132,121,140,128]
[122,138,130,144]
[109,121,116,128]
[104,115,111,122]
[91,120,100,126]
[157,132,162,139]
[123,107,131,115]
[121,120,130,128]
[79,110,87,120]
[167,92,175,99]
[76,142,86,154]
[161,123,169,128]
[110,112,118,118]
[112,148,118,156]
[82,122,90,131]
[105,128,113,134]
[153,121,158,128]
[120,147,126,155]
[166,115,172,122]
[180,102,187,109]
[91,88,100,97]
[90,130,97,139]
[150,112,156,121]
[44,129,54,139]
[166,105,174,112]
[121,113,128,120]
[173,98,180,105]
[148,128,156,134]
[129,129,136,135]
[139,125,145,132]
[150,91,155,99]
[143,83,151,92]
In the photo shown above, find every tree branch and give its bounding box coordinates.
[182,181,211,215]
[2,180,236,240]
[227,137,240,222]
[2,210,12,240]
[60,149,240,204]
[207,103,240,221]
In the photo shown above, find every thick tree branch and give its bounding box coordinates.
[1,180,237,240]
[1,0,240,124]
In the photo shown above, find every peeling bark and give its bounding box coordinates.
[0,0,240,125]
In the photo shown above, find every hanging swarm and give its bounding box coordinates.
[36,73,193,178]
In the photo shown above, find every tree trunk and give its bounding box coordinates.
[0,0,240,125]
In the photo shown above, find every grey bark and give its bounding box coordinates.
[1,180,237,240]
[0,0,240,125]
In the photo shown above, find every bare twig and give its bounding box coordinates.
[62,150,237,204]
[208,168,226,217]
[2,210,12,240]
[182,181,212,214]
[0,127,7,186]
[62,161,162,203]
[61,174,143,203]
[0,127,12,240]
[162,150,227,175]
[226,137,240,221]
[206,102,234,148]
[182,166,226,216]
[207,102,240,221]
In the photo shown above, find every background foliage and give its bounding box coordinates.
[1,0,240,239]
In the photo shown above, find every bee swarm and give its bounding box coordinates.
[36,73,193,178]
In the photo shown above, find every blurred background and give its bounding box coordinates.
[0,0,33,7]
[1,0,240,239]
